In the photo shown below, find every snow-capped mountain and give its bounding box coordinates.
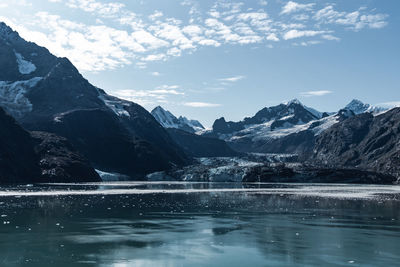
[0,22,188,176]
[151,106,204,133]
[204,98,393,155]
[344,99,387,115]
[209,99,321,137]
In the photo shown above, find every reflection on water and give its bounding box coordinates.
[0,182,399,266]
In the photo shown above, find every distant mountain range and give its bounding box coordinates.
[198,98,391,156]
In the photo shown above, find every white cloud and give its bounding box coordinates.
[283,29,325,40]
[149,11,163,21]
[322,34,340,41]
[219,75,246,82]
[142,54,166,62]
[151,72,161,76]
[259,1,268,6]
[184,102,221,107]
[281,1,315,15]
[314,5,388,31]
[2,0,388,73]
[0,3,8,8]
[198,39,221,47]
[266,33,279,42]
[300,90,333,97]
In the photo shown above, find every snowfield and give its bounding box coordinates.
[14,51,37,75]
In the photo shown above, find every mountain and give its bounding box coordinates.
[203,99,394,156]
[151,106,204,133]
[166,128,239,157]
[312,108,400,178]
[151,106,238,157]
[0,107,100,183]
[345,99,387,115]
[210,99,321,136]
[203,99,325,153]
[0,22,188,177]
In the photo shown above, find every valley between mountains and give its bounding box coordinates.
[0,22,399,184]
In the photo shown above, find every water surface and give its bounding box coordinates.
[0,182,399,266]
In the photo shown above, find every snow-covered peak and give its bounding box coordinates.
[345,99,370,115]
[151,106,204,133]
[344,99,388,115]
[151,106,178,128]
[283,98,323,119]
[283,98,302,106]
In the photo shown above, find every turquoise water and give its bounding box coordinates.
[0,182,399,266]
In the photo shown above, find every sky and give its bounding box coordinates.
[1,0,399,126]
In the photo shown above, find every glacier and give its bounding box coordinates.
[0,77,42,118]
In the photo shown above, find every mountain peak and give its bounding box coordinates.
[345,99,371,115]
[284,98,302,106]
[0,22,19,42]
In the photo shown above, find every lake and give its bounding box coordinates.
[0,182,399,266]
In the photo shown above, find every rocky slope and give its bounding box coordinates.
[312,108,400,178]
[0,22,188,176]
[0,107,100,183]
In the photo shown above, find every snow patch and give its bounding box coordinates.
[97,89,130,117]
[0,77,42,118]
[14,51,36,75]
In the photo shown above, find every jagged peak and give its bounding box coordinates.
[152,105,166,112]
[346,99,367,106]
[0,21,20,41]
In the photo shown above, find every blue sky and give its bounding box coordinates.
[1,0,399,126]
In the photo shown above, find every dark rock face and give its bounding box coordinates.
[21,58,104,124]
[31,131,101,183]
[242,164,397,184]
[212,117,245,135]
[0,108,40,183]
[166,128,239,157]
[312,108,400,178]
[0,22,189,176]
[0,107,100,183]
[38,108,183,176]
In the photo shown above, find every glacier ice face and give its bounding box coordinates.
[0,77,42,118]
[14,52,37,75]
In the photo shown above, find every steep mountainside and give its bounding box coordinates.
[312,108,400,178]
[151,106,204,133]
[0,22,188,176]
[0,107,100,183]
